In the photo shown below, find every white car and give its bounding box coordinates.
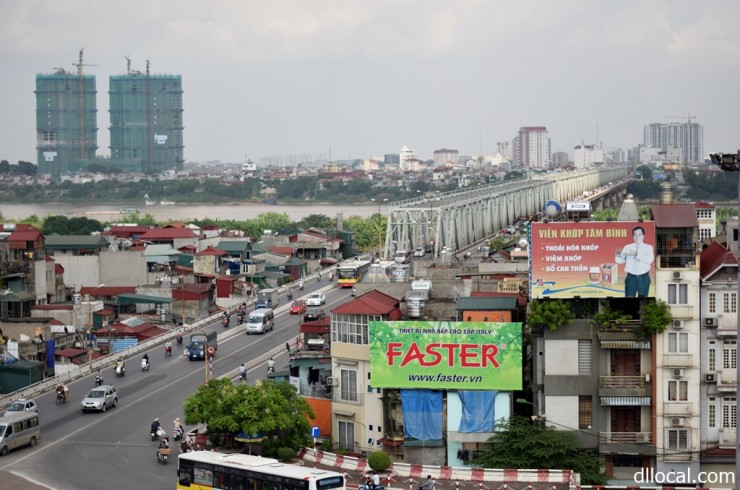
[3,399,37,417]
[306,292,326,306]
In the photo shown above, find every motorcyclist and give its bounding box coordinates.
[287,289,293,300]
[95,371,103,386]
[267,357,275,375]
[143,353,150,366]
[173,417,184,440]
[56,384,65,402]
[151,418,161,436]
[239,363,247,381]
[115,358,125,374]
[316,270,321,281]
[165,341,173,356]
[176,331,183,346]
[157,436,170,462]
[299,279,304,290]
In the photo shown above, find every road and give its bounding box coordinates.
[0,280,350,490]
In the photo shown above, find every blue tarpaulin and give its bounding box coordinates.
[401,390,443,440]
[45,339,55,370]
[458,391,497,432]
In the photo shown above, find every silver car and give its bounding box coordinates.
[3,399,37,417]
[81,385,118,413]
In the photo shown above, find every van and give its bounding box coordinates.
[187,331,218,361]
[246,308,275,335]
[0,411,41,456]
[394,249,412,264]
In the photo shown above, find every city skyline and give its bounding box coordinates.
[1,1,738,165]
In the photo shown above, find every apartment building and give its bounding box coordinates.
[512,127,550,168]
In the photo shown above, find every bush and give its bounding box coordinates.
[277,447,296,462]
[368,451,391,472]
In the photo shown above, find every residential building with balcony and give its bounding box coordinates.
[695,201,717,242]
[649,201,701,475]
[699,241,737,476]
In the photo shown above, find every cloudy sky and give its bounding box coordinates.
[1,0,738,165]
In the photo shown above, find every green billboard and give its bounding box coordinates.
[369,321,523,390]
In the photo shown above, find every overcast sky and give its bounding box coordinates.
[1,0,738,165]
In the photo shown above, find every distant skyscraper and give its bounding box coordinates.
[35,69,98,176]
[399,146,418,171]
[109,63,184,173]
[573,145,604,169]
[552,151,569,167]
[643,121,704,164]
[512,127,550,168]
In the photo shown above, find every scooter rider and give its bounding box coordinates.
[157,436,170,462]
[165,341,173,356]
[95,370,103,386]
[151,418,161,436]
[267,357,275,375]
[239,363,247,381]
[176,331,183,346]
[299,278,304,290]
[143,352,150,366]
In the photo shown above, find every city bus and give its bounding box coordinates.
[177,452,346,490]
[337,259,371,288]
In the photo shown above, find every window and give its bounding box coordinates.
[578,396,592,430]
[697,209,712,219]
[709,401,716,428]
[340,369,358,402]
[578,340,592,374]
[667,380,688,401]
[709,292,716,313]
[724,293,737,314]
[667,283,688,305]
[667,429,688,450]
[332,313,377,345]
[709,342,716,372]
[337,420,355,451]
[722,398,736,430]
[668,332,689,353]
[723,341,737,370]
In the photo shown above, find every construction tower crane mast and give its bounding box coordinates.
[72,48,97,159]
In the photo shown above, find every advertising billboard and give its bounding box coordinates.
[369,321,522,390]
[530,221,656,299]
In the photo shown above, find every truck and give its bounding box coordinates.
[255,288,279,309]
[186,331,218,361]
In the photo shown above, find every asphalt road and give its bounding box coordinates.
[0,280,349,490]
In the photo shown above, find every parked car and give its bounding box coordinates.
[304,308,326,322]
[306,292,326,306]
[81,385,118,413]
[3,399,37,417]
[289,299,307,315]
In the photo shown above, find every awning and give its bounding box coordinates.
[301,324,330,335]
[600,396,652,406]
[320,258,338,265]
[333,409,356,418]
[377,437,403,447]
[235,432,266,443]
[600,340,652,349]
[117,294,175,305]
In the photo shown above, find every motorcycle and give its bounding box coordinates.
[157,447,170,464]
[222,316,229,328]
[267,365,275,376]
[115,364,126,377]
[173,426,184,441]
[176,335,183,346]
[56,390,66,405]
[141,358,150,372]
[165,345,172,357]
[287,291,293,301]
[299,281,304,291]
[236,313,244,325]
[151,426,166,441]
[94,375,103,387]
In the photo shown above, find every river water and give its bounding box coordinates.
[0,203,380,222]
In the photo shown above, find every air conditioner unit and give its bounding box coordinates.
[644,373,651,383]
[672,320,683,329]
[325,377,336,386]
[705,373,717,383]
[673,271,683,280]
[705,318,717,327]
[671,417,685,427]
[635,433,649,443]
[672,368,685,378]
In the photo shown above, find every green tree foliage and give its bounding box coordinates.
[41,215,104,235]
[526,299,575,331]
[298,214,336,230]
[639,299,672,337]
[276,177,318,201]
[635,165,653,181]
[183,378,313,451]
[684,168,738,201]
[368,451,392,471]
[474,416,606,485]
[626,180,659,200]
[343,215,385,251]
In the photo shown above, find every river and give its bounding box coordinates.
[0,202,381,222]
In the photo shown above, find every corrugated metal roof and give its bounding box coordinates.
[456,297,517,311]
[599,340,652,349]
[651,204,700,227]
[600,396,652,406]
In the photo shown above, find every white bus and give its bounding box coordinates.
[177,452,346,490]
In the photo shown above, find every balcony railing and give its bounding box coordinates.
[719,428,736,447]
[662,402,694,416]
[298,384,332,400]
[599,376,648,397]
[600,432,652,444]
[333,391,365,405]
[669,305,694,319]
[663,354,693,367]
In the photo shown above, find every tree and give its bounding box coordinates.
[474,416,606,485]
[298,214,335,230]
[183,378,314,452]
[526,299,575,331]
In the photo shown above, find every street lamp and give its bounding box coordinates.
[370,198,388,258]
[516,398,544,424]
[709,151,740,486]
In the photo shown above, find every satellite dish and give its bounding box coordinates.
[543,200,562,219]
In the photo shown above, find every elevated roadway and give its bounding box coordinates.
[383,166,630,258]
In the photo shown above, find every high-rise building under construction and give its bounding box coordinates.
[35,67,98,176]
[109,60,184,173]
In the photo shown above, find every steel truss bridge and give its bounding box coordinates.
[383,167,630,258]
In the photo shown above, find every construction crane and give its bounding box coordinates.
[52,67,67,75]
[71,48,97,159]
[661,114,697,125]
[125,55,141,75]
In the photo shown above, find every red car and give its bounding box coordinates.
[290,300,307,315]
